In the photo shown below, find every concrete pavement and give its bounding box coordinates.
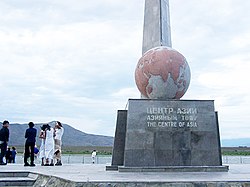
[0,164,250,183]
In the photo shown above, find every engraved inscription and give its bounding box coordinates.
[146,107,198,128]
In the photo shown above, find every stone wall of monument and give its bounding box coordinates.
[123,99,222,167]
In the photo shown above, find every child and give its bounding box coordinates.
[11,147,17,163]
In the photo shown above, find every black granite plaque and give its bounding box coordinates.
[123,99,222,167]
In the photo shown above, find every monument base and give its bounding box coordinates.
[106,165,119,171]
[105,110,127,171]
[123,99,223,167]
[118,165,229,172]
[109,99,226,172]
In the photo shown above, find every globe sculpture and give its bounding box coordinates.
[135,46,191,99]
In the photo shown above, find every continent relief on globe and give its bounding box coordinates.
[135,46,191,99]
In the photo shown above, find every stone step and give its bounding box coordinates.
[0,171,29,177]
[0,172,38,186]
[0,177,35,186]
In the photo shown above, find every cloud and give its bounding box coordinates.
[0,0,143,136]
[170,0,250,140]
[0,0,249,140]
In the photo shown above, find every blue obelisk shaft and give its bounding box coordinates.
[142,0,172,54]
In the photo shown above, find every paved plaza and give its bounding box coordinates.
[0,164,250,183]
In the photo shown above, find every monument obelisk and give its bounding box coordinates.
[142,0,172,54]
[107,0,228,172]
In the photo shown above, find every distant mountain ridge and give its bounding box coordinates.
[5,122,114,147]
[1,122,249,147]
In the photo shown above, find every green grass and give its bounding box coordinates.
[10,146,250,156]
[221,147,250,156]
[8,145,113,155]
[61,146,112,155]
[222,151,250,156]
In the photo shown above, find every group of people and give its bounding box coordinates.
[24,121,64,166]
[0,120,64,166]
[38,121,64,166]
[5,147,17,163]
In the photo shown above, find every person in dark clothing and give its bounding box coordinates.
[5,147,11,163]
[11,147,17,163]
[24,122,37,166]
[0,120,10,165]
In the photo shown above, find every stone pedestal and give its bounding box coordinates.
[121,99,227,171]
[107,99,228,172]
[118,165,229,172]
[106,110,127,171]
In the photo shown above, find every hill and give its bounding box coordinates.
[3,122,250,148]
[6,122,114,147]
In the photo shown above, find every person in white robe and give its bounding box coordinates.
[38,125,46,166]
[91,150,97,164]
[54,121,64,166]
[44,124,54,166]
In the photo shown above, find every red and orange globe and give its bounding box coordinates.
[135,46,191,99]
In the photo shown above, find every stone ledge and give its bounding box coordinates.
[118,165,229,172]
[76,181,250,187]
[0,177,36,186]
[0,171,30,177]
[106,165,119,171]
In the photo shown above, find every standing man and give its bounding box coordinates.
[91,150,97,164]
[24,122,37,166]
[54,121,64,166]
[0,120,9,165]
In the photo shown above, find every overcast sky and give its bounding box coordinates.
[0,0,249,140]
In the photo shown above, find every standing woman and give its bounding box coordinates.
[44,124,54,166]
[54,121,64,166]
[24,122,37,166]
[39,124,47,166]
